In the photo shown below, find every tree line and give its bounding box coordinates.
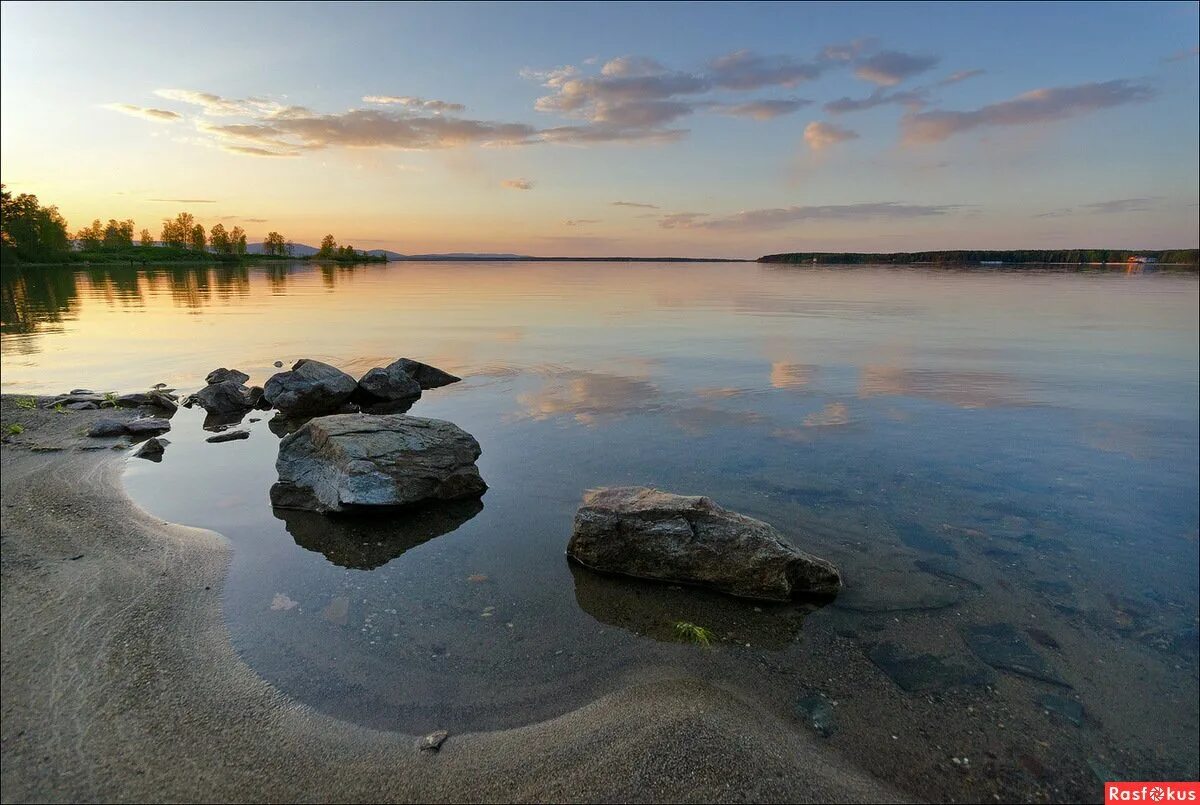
[2,185,382,265]
[758,249,1199,266]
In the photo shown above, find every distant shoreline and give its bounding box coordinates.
[759,249,1199,267]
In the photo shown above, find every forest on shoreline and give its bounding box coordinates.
[759,249,1199,266]
[0,186,383,266]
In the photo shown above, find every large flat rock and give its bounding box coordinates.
[269,413,487,513]
[568,486,841,602]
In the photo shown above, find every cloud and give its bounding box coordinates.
[611,201,659,209]
[200,109,539,154]
[539,123,688,144]
[824,88,926,114]
[1165,45,1199,62]
[659,201,957,231]
[361,96,466,113]
[716,98,810,120]
[708,50,823,90]
[154,88,276,117]
[902,79,1155,143]
[103,103,181,122]
[150,198,217,203]
[1034,197,1160,218]
[220,144,300,157]
[803,121,859,150]
[937,69,985,86]
[565,218,600,226]
[854,51,939,86]
[502,178,534,190]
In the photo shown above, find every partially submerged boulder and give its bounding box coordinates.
[190,379,255,414]
[205,368,250,386]
[568,487,841,601]
[389,358,460,390]
[356,364,422,403]
[263,359,358,417]
[270,413,487,513]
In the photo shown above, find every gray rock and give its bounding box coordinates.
[246,385,268,409]
[270,413,487,513]
[389,358,460,390]
[133,436,169,461]
[868,642,993,692]
[356,365,422,403]
[417,730,449,752]
[206,429,250,443]
[87,419,128,437]
[65,401,100,411]
[190,379,255,415]
[263,359,358,417]
[1037,693,1084,726]
[205,367,250,386]
[962,623,1070,687]
[53,393,106,405]
[273,360,284,368]
[795,695,836,737]
[567,487,841,601]
[69,388,96,395]
[126,418,172,435]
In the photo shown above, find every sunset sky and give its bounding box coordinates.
[2,1,1197,257]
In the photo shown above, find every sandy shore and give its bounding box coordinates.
[0,396,904,803]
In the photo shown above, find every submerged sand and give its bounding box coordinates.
[0,397,902,803]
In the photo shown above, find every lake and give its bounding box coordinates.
[2,260,1197,801]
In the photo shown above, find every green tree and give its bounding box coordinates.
[317,234,337,259]
[264,230,286,256]
[190,223,206,253]
[230,226,247,255]
[77,219,103,250]
[0,186,71,262]
[139,228,154,247]
[102,218,135,248]
[209,222,231,254]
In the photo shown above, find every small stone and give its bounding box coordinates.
[795,695,836,737]
[1037,693,1084,726]
[418,730,449,752]
[65,401,99,410]
[125,418,172,435]
[133,437,168,461]
[206,429,250,443]
[273,360,284,368]
[205,368,250,386]
[88,419,128,437]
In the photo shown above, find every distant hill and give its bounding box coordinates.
[759,249,1198,266]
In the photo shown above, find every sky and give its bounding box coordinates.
[1,1,1197,258]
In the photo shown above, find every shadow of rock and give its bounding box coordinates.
[273,498,484,570]
[834,565,972,613]
[569,562,825,650]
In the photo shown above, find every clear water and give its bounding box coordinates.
[3,261,1197,800]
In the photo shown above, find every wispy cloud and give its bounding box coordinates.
[361,96,466,113]
[1165,45,1199,62]
[854,50,939,86]
[937,68,985,86]
[103,103,181,122]
[803,121,859,150]
[716,98,810,120]
[611,200,659,209]
[824,87,926,114]
[707,50,824,90]
[1034,197,1161,217]
[659,201,957,231]
[902,79,1155,143]
[154,88,277,117]
[565,218,600,226]
[502,178,535,190]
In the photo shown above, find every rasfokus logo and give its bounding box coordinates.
[1106,782,1200,803]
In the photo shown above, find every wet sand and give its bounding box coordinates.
[0,396,903,803]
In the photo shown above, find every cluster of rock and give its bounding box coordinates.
[81,354,842,604]
[182,368,267,415]
[46,387,178,412]
[88,416,172,438]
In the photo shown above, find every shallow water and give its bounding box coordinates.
[3,261,1198,801]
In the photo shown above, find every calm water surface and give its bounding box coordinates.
[3,261,1197,801]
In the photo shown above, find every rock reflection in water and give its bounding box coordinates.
[274,498,483,570]
[569,562,826,649]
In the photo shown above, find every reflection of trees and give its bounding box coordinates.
[275,498,484,570]
[0,266,79,337]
